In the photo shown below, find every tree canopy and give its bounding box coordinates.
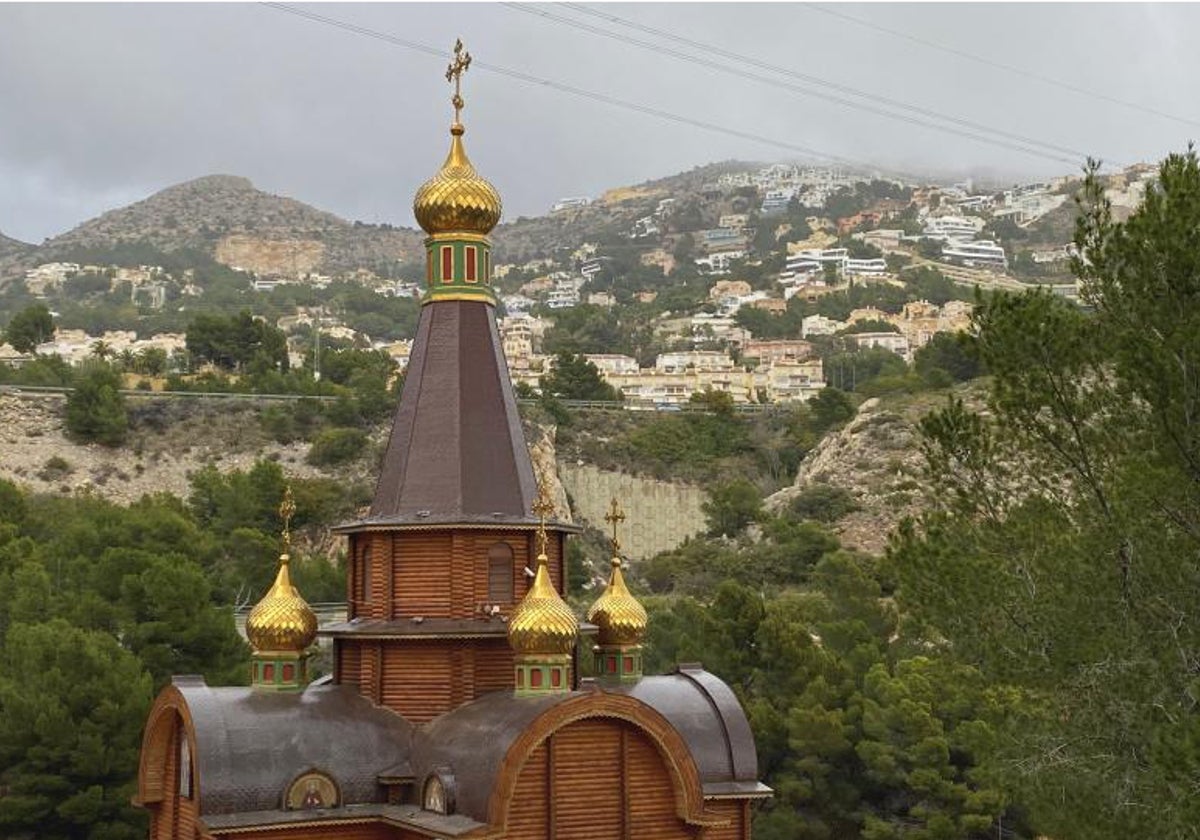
[540,352,621,401]
[890,150,1200,839]
[4,303,55,353]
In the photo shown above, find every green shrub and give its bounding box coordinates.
[37,456,74,482]
[65,362,128,446]
[788,483,860,523]
[306,427,368,466]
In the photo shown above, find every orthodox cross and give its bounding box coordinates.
[445,38,472,125]
[279,485,296,555]
[604,497,626,558]
[532,470,555,557]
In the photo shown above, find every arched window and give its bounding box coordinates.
[488,543,514,603]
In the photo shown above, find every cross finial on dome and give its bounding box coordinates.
[445,38,472,129]
[604,497,626,558]
[279,485,296,555]
[532,468,555,557]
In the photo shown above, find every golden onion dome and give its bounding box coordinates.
[413,125,502,236]
[508,553,579,656]
[246,554,318,653]
[587,556,648,647]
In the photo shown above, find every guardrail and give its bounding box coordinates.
[0,385,781,413]
[517,398,779,415]
[0,384,339,402]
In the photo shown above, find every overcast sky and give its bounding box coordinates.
[1,2,1197,243]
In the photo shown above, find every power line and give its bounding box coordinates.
[803,2,1200,131]
[258,2,890,173]
[543,2,1095,166]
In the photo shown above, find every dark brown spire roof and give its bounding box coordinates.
[349,299,540,529]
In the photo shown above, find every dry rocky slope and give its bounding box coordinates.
[766,386,983,555]
[0,388,978,559]
[0,394,701,560]
[0,393,362,505]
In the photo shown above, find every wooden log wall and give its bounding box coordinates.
[700,801,751,840]
[152,714,198,840]
[346,529,567,621]
[503,718,699,840]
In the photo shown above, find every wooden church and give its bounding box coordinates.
[135,42,769,840]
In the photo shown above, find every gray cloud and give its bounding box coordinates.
[1,3,1197,242]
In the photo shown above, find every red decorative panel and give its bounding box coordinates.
[442,246,453,283]
[466,247,477,282]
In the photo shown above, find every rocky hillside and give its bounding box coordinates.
[766,384,984,555]
[0,161,771,285]
[0,229,30,256]
[0,392,375,505]
[0,230,32,278]
[1,175,426,284]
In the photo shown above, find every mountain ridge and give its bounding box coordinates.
[0,160,765,285]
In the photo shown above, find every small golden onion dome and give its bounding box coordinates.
[246,554,318,653]
[587,556,648,647]
[508,553,579,656]
[413,125,502,236]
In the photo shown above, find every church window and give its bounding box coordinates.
[422,769,456,815]
[487,542,514,603]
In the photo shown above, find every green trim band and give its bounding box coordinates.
[424,235,495,304]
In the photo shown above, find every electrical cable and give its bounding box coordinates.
[544,2,1095,165]
[258,2,900,173]
[802,2,1200,131]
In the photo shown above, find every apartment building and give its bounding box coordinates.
[921,215,986,240]
[853,331,910,356]
[941,239,1008,270]
[551,196,590,212]
[584,354,640,375]
[656,350,737,373]
[742,339,815,366]
[801,314,846,337]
